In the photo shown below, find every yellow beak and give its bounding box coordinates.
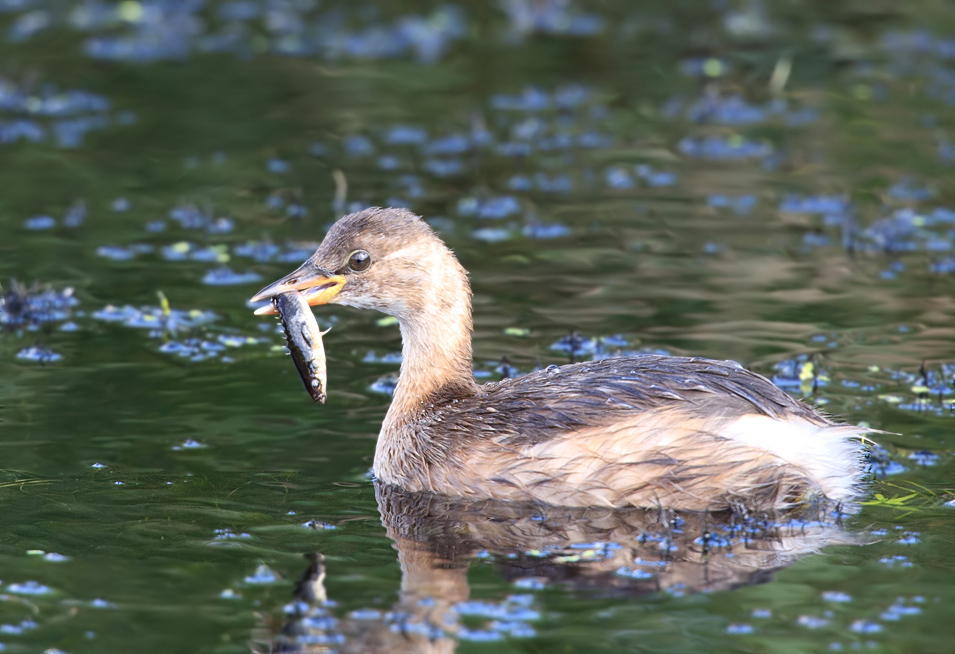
[249,262,346,315]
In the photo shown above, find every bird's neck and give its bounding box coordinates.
[381,277,478,436]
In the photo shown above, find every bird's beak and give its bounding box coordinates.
[249,262,347,315]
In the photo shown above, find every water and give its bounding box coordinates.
[1,1,954,652]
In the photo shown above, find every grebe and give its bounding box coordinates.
[251,208,867,511]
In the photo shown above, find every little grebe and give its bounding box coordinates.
[252,208,867,511]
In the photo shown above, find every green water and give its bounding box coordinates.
[2,1,955,652]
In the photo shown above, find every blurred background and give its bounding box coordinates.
[1,1,954,652]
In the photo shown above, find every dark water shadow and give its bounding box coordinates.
[263,483,858,653]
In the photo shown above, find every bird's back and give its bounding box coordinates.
[431,355,828,447]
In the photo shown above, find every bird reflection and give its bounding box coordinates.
[266,483,856,653]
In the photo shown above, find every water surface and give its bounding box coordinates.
[1,1,954,652]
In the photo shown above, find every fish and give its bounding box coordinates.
[271,291,329,403]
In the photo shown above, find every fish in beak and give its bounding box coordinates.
[250,262,347,315]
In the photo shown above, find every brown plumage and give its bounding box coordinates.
[251,207,869,511]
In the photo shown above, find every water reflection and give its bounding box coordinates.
[266,484,856,653]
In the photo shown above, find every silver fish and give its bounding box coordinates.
[272,291,329,403]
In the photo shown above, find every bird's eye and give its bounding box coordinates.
[347,250,371,272]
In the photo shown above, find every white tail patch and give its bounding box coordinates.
[723,415,867,503]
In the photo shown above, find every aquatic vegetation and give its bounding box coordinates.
[455,595,540,622]
[369,374,399,396]
[201,266,262,286]
[772,356,829,395]
[879,555,914,569]
[869,446,908,478]
[92,303,268,362]
[232,239,316,263]
[159,338,227,359]
[76,0,468,64]
[491,84,592,112]
[0,75,131,147]
[161,242,229,263]
[97,243,155,260]
[92,304,216,331]
[725,623,754,635]
[172,439,205,450]
[500,0,602,38]
[822,591,852,603]
[472,226,513,243]
[509,172,573,193]
[15,345,62,362]
[22,215,55,230]
[860,208,954,254]
[635,164,678,187]
[243,564,279,585]
[457,195,522,220]
[212,528,250,540]
[550,330,599,357]
[797,614,830,629]
[709,193,757,215]
[167,203,234,233]
[385,125,427,145]
[665,93,819,127]
[604,166,634,189]
[779,193,850,216]
[680,57,730,78]
[5,581,52,595]
[362,351,402,364]
[522,221,570,239]
[880,598,923,621]
[678,135,773,160]
[0,281,78,330]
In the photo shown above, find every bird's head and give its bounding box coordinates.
[250,207,469,323]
